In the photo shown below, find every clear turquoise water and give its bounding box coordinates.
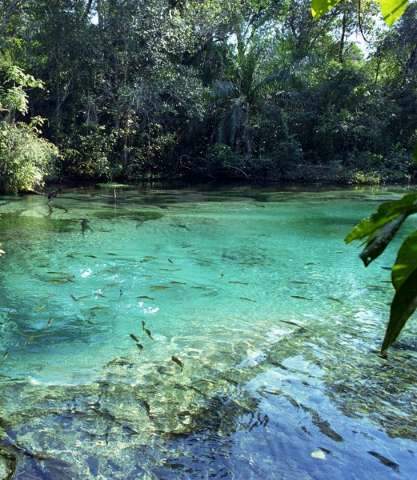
[0,186,416,479]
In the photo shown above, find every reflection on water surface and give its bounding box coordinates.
[0,186,416,479]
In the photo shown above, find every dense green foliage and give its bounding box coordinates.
[1,0,417,186]
[0,55,57,192]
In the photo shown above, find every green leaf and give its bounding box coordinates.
[359,214,407,266]
[345,193,417,244]
[311,0,341,18]
[378,0,409,26]
[392,230,417,291]
[382,266,417,352]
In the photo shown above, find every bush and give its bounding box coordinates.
[350,170,382,185]
[0,120,57,193]
[60,126,114,181]
[125,130,178,180]
[345,147,412,184]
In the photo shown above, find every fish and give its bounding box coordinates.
[219,375,239,386]
[130,333,140,343]
[305,262,316,266]
[172,224,190,230]
[368,451,399,471]
[308,409,343,442]
[135,342,144,351]
[170,281,186,285]
[47,317,53,327]
[144,328,154,340]
[326,296,343,304]
[119,288,123,298]
[168,258,174,264]
[188,385,207,397]
[367,285,386,291]
[89,306,106,312]
[2,351,9,360]
[228,281,249,285]
[106,357,131,367]
[141,256,157,263]
[72,294,90,301]
[171,356,184,369]
[240,297,257,303]
[139,399,152,418]
[150,285,170,291]
[137,296,155,301]
[80,218,92,235]
[45,272,75,284]
[141,320,154,340]
[280,320,305,328]
[85,254,97,259]
[47,277,74,285]
[290,280,309,285]
[291,295,312,301]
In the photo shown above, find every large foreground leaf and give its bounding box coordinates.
[345,193,417,266]
[392,230,417,291]
[378,0,409,26]
[312,0,409,25]
[382,267,417,352]
[359,214,407,266]
[311,0,341,17]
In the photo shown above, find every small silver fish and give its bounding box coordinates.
[144,328,153,340]
[130,333,140,343]
[171,356,184,369]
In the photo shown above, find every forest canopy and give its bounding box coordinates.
[1,0,417,191]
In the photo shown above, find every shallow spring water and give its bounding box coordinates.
[0,186,416,479]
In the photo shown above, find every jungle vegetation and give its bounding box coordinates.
[0,0,417,192]
[1,0,417,353]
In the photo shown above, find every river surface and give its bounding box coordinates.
[0,186,416,479]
